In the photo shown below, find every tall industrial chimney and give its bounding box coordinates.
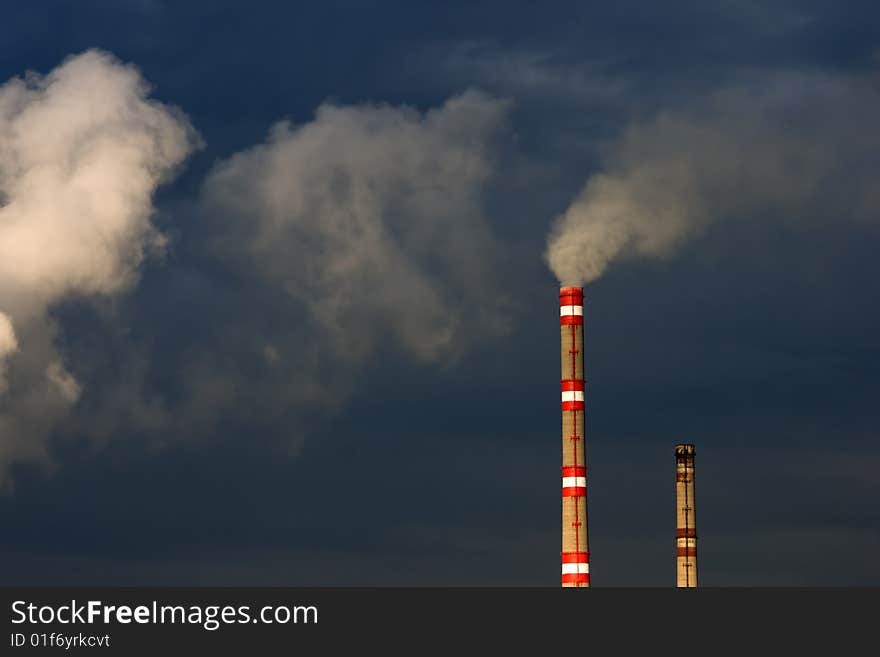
[675,443,698,587]
[560,286,590,587]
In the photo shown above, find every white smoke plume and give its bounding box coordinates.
[0,50,198,483]
[202,90,512,385]
[546,73,880,285]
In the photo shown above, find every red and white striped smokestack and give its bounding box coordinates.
[560,286,590,587]
[675,444,698,587]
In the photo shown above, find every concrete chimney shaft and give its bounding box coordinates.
[675,443,698,587]
[560,287,590,587]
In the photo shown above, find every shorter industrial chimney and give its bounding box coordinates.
[675,444,697,587]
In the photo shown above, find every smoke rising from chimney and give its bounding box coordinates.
[545,74,880,285]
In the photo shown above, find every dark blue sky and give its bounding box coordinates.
[0,1,878,586]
